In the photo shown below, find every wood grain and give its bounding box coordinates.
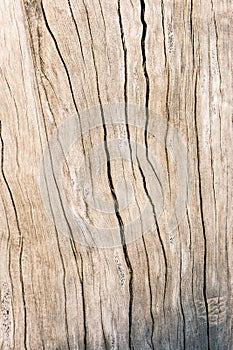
[0,0,232,349]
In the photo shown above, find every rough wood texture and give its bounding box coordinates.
[0,0,232,349]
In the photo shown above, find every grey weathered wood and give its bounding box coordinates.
[0,0,232,349]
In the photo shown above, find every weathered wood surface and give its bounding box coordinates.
[0,0,232,349]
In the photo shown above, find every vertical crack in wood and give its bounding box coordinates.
[0,121,27,349]
[140,0,165,197]
[116,4,136,346]
[25,4,87,347]
[140,0,150,127]
[190,0,195,67]
[117,0,131,170]
[179,226,186,349]
[190,0,193,37]
[0,121,22,242]
[160,0,167,68]
[80,254,87,350]
[160,2,172,196]
[82,1,134,347]
[207,30,218,285]
[40,2,78,109]
[36,79,86,349]
[140,0,168,309]
[136,157,168,306]
[67,0,85,62]
[40,0,86,157]
[40,2,91,238]
[193,73,210,350]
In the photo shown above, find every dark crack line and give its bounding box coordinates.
[27,7,88,348]
[140,0,165,201]
[140,0,168,290]
[41,1,96,228]
[37,9,87,349]
[2,74,20,133]
[0,121,27,349]
[160,0,167,68]
[83,0,123,241]
[140,1,168,323]
[41,1,86,158]
[136,156,168,305]
[97,0,107,31]
[41,169,71,350]
[140,0,150,122]
[190,0,195,67]
[210,0,223,159]
[80,254,87,349]
[178,225,186,349]
[41,2,78,114]
[82,2,134,347]
[34,92,72,350]
[190,0,193,37]
[19,238,27,350]
[38,32,91,225]
[25,8,89,350]
[187,209,198,325]
[193,73,210,350]
[207,32,218,253]
[24,191,47,347]
[36,13,91,245]
[118,0,144,237]
[191,254,198,323]
[142,234,155,349]
[39,114,82,350]
[164,69,172,196]
[0,122,22,241]
[67,0,85,62]
[40,2,93,234]
[159,2,172,196]
[117,0,134,178]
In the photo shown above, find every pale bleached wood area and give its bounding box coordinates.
[0,0,232,349]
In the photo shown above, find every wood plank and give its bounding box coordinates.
[0,0,232,348]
